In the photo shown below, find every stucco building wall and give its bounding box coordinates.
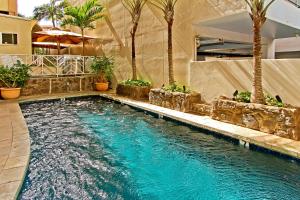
[190,59,300,107]
[0,0,17,15]
[70,0,246,87]
[0,15,34,55]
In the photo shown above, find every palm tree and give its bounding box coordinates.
[33,0,69,28]
[245,0,275,104]
[122,0,147,81]
[61,0,105,56]
[150,0,178,85]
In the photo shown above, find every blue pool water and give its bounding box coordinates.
[19,98,300,200]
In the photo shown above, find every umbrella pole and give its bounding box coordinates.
[57,41,61,55]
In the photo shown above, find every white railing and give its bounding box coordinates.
[0,54,95,77]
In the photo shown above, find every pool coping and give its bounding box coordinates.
[0,102,31,200]
[1,91,300,199]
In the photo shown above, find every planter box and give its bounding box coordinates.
[212,99,300,141]
[149,89,201,112]
[116,84,151,100]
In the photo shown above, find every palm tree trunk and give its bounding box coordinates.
[131,23,138,81]
[168,21,175,85]
[81,29,85,56]
[251,19,265,104]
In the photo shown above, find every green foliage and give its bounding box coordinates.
[234,91,251,103]
[163,84,191,94]
[90,56,114,82]
[233,91,284,107]
[121,79,151,87]
[33,0,69,27]
[265,94,284,107]
[61,0,105,31]
[0,61,31,88]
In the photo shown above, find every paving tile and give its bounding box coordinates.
[0,192,15,200]
[13,134,29,142]
[4,156,28,169]
[0,181,20,196]
[9,145,30,157]
[0,139,12,148]
[0,146,11,157]
[0,167,24,184]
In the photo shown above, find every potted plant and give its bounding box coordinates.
[0,61,31,100]
[90,56,114,91]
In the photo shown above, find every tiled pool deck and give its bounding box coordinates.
[1,91,300,199]
[0,102,30,200]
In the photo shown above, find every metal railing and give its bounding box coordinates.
[0,54,95,77]
[287,0,300,8]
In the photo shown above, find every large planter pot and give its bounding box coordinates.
[149,89,202,112]
[0,88,21,100]
[211,99,300,141]
[95,82,109,91]
[116,84,151,100]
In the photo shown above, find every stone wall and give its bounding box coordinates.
[116,84,151,100]
[149,89,202,112]
[212,99,300,141]
[21,76,96,96]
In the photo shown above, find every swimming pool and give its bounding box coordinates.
[19,97,300,199]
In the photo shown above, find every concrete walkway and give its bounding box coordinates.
[0,102,30,200]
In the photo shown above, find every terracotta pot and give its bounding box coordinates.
[0,88,21,100]
[95,82,109,91]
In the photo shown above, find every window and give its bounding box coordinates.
[0,11,9,15]
[1,33,18,45]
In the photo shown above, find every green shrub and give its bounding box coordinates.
[121,79,151,87]
[234,91,251,103]
[90,56,114,82]
[265,94,284,107]
[163,84,191,94]
[0,60,31,88]
[233,91,284,107]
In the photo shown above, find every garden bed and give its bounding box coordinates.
[149,89,202,113]
[211,99,300,141]
[116,84,151,100]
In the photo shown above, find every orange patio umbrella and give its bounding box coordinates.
[32,29,96,55]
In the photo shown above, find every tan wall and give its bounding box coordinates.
[69,0,246,87]
[190,59,300,106]
[0,0,17,15]
[0,15,34,55]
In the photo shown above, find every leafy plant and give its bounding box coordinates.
[265,94,284,107]
[90,56,114,82]
[121,79,151,87]
[163,84,191,93]
[122,0,147,80]
[244,0,275,104]
[234,91,251,103]
[233,91,284,107]
[61,0,105,55]
[150,0,179,85]
[0,61,31,88]
[33,0,69,28]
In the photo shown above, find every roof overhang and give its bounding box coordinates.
[196,11,300,39]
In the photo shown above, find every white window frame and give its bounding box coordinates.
[0,32,18,45]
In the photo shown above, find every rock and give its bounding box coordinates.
[149,89,202,113]
[211,99,300,141]
[116,84,151,100]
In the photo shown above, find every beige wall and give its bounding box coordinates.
[0,0,17,15]
[0,15,34,55]
[69,0,246,87]
[190,59,300,106]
